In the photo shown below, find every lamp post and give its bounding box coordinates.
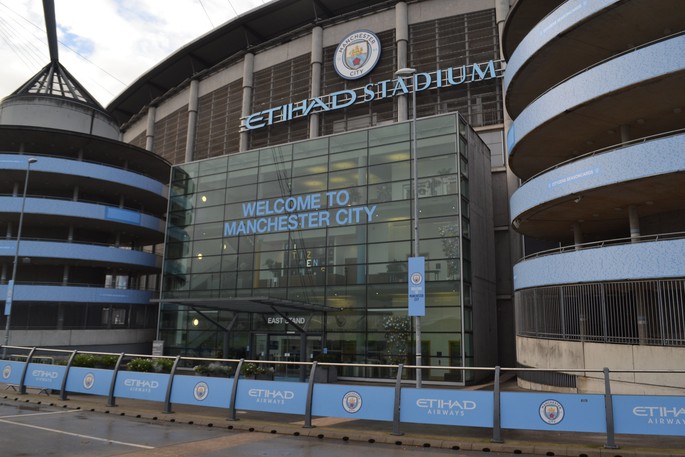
[3,158,37,359]
[395,68,422,387]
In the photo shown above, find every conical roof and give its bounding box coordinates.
[9,60,106,112]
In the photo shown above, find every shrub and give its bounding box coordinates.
[72,354,97,368]
[154,358,175,373]
[127,358,155,372]
[194,362,233,377]
[241,362,269,376]
[95,355,119,368]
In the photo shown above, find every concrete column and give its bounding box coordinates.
[145,106,156,152]
[396,1,409,121]
[572,222,583,250]
[309,26,323,138]
[239,52,255,152]
[628,205,640,242]
[185,79,200,163]
[620,124,631,144]
[62,264,69,285]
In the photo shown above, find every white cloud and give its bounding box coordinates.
[0,0,269,106]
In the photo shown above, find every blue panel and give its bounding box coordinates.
[408,256,425,316]
[1,361,25,385]
[113,372,170,402]
[0,284,153,305]
[0,154,166,196]
[511,133,685,221]
[400,388,493,427]
[170,374,232,408]
[105,207,142,225]
[508,35,685,155]
[312,384,394,421]
[505,0,619,92]
[234,380,307,415]
[614,395,685,436]
[0,240,158,268]
[501,392,606,433]
[0,197,164,232]
[66,367,115,396]
[514,238,685,290]
[24,363,66,390]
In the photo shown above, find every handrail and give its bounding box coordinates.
[3,344,685,376]
[0,236,161,256]
[521,128,685,185]
[519,231,685,262]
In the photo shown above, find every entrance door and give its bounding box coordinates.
[251,333,322,379]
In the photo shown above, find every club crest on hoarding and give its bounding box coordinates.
[539,399,564,425]
[342,391,362,413]
[83,373,95,390]
[334,30,381,80]
[2,365,10,380]
[194,381,209,401]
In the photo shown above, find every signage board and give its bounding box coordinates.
[408,256,425,316]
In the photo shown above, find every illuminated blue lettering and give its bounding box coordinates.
[245,113,266,129]
[330,90,357,109]
[363,83,376,102]
[471,60,496,81]
[415,73,432,91]
[446,65,466,85]
[391,78,409,97]
[304,97,329,116]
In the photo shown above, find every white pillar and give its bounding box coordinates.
[239,53,255,152]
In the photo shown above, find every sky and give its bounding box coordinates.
[0,0,270,107]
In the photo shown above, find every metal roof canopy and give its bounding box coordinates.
[152,296,341,314]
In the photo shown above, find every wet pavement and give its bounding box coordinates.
[1,384,684,457]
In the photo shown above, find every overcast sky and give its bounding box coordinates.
[0,0,270,107]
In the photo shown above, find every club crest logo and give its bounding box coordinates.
[334,30,381,80]
[342,391,362,413]
[194,381,209,401]
[539,399,564,425]
[411,272,423,285]
[2,365,11,380]
[83,373,95,390]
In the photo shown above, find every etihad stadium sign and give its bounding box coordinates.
[242,59,503,131]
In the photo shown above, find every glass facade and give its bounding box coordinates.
[161,113,475,382]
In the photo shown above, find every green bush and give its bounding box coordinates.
[95,355,119,368]
[72,354,97,368]
[241,362,269,376]
[127,358,155,372]
[154,358,174,373]
[194,363,233,377]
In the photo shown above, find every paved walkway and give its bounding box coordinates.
[2,384,684,457]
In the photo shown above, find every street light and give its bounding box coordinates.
[3,157,37,359]
[395,68,423,388]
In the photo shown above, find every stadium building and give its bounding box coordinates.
[504,0,685,393]
[107,0,516,383]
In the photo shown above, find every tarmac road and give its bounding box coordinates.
[0,401,529,457]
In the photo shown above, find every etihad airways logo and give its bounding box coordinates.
[416,398,477,417]
[633,406,685,425]
[248,388,295,405]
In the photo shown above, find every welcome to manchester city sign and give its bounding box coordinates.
[241,29,503,131]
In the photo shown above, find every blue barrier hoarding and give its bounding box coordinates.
[113,371,170,402]
[1,361,25,385]
[65,367,114,396]
[501,392,606,433]
[170,374,232,408]
[312,384,394,421]
[24,363,66,390]
[400,388,493,427]
[235,380,307,415]
[614,395,685,436]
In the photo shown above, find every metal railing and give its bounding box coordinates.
[2,345,685,446]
